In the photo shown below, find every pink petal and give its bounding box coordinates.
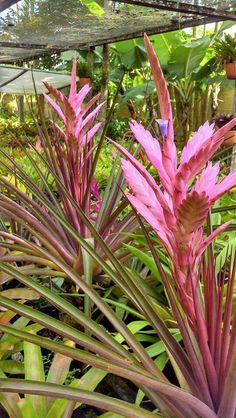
[175,131,229,205]
[181,121,215,165]
[194,162,220,196]
[43,93,66,124]
[130,120,172,194]
[81,93,101,117]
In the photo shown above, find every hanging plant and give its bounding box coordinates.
[76,61,92,87]
[214,34,236,79]
[214,114,236,145]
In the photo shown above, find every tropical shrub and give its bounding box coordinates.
[0,34,235,418]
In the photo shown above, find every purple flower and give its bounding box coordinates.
[156,119,169,139]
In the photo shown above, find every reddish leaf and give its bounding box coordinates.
[177,191,209,235]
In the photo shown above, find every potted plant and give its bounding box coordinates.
[77,61,92,87]
[214,34,236,79]
[214,114,236,145]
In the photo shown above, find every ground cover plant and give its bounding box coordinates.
[0,34,235,418]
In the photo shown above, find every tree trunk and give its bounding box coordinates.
[203,85,211,122]
[99,44,109,123]
[211,83,220,119]
[17,95,24,123]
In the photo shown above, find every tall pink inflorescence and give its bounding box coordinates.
[111,34,236,327]
[43,58,103,224]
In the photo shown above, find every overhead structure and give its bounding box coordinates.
[0,65,75,94]
[0,0,20,12]
[0,0,235,63]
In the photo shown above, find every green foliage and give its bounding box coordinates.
[119,81,155,104]
[214,34,236,66]
[0,147,53,189]
[0,113,37,147]
[76,61,93,78]
[151,31,187,67]
[112,40,147,70]
[167,36,212,78]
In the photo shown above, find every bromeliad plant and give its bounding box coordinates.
[110,33,236,414]
[0,35,235,418]
[0,58,136,284]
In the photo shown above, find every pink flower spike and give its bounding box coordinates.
[118,34,236,330]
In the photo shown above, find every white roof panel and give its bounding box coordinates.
[0,65,75,94]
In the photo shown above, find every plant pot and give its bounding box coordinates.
[223,130,236,146]
[79,77,91,88]
[224,62,236,79]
